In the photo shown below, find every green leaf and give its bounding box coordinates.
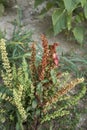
[32,100,37,109]
[16,123,20,130]
[34,0,44,7]
[50,69,57,84]
[38,2,54,19]
[63,0,80,13]
[75,15,82,23]
[46,2,54,10]
[73,26,84,44]
[22,57,28,82]
[52,9,67,35]
[36,109,40,116]
[0,3,4,17]
[16,120,24,130]
[80,0,86,7]
[84,2,87,18]
[37,83,43,95]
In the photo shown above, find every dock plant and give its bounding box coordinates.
[0,35,86,130]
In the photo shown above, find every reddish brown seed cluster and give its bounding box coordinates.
[39,34,49,80]
[43,77,84,113]
[30,43,36,81]
[49,43,59,68]
[30,34,59,81]
[38,35,59,81]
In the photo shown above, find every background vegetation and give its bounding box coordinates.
[35,0,87,45]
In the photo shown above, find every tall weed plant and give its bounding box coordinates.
[0,35,86,130]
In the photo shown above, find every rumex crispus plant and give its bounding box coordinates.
[0,35,86,130]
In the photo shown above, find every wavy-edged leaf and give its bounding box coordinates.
[63,0,80,13]
[73,26,84,45]
[80,0,86,7]
[52,9,67,35]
